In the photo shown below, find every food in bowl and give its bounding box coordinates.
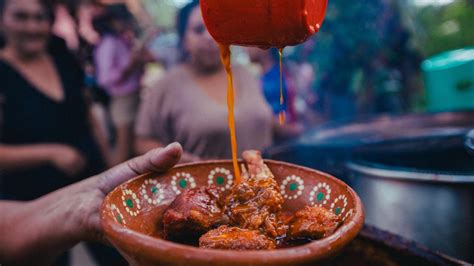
[100,152,364,265]
[200,225,276,250]
[162,186,225,242]
[161,150,342,250]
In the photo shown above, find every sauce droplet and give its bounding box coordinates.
[278,47,286,125]
[279,111,286,125]
[218,43,241,184]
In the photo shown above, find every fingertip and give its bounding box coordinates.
[164,142,183,158]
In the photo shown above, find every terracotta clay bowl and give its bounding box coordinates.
[101,160,364,266]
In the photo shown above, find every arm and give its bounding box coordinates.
[117,48,147,83]
[0,144,182,265]
[0,144,59,170]
[0,90,85,174]
[0,199,79,265]
[0,144,86,176]
[120,29,158,82]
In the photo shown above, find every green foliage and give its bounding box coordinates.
[141,0,179,28]
[414,0,474,56]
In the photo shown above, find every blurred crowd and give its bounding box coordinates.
[0,0,424,264]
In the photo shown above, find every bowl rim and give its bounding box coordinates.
[101,159,365,264]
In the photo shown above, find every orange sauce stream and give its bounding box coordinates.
[218,43,241,184]
[278,48,286,125]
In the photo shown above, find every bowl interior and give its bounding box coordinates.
[101,160,363,265]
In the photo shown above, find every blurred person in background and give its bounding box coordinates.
[93,4,149,165]
[0,0,124,264]
[135,0,273,162]
[0,0,107,201]
[247,47,304,143]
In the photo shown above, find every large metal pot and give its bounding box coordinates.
[267,112,474,261]
[265,111,474,179]
[466,129,474,155]
[346,140,474,262]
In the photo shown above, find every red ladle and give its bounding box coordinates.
[200,0,328,48]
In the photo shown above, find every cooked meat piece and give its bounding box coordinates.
[288,205,342,239]
[163,186,226,241]
[225,150,286,237]
[278,212,295,225]
[199,225,276,250]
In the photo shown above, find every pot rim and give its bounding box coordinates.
[295,110,474,142]
[466,129,474,155]
[346,161,474,184]
[101,160,365,265]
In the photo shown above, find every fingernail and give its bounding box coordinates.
[164,142,183,157]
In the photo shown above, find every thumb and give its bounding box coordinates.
[97,142,183,194]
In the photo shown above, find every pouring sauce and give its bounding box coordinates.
[203,0,329,184]
[218,44,241,184]
[218,44,286,184]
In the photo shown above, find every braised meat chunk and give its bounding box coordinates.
[288,206,341,239]
[199,225,276,250]
[163,186,225,241]
[162,149,343,249]
[225,150,286,237]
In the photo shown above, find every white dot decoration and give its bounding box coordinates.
[330,194,348,216]
[121,189,141,217]
[343,209,354,222]
[309,182,332,207]
[139,179,165,205]
[280,175,304,200]
[207,167,234,191]
[110,204,126,225]
[171,172,196,195]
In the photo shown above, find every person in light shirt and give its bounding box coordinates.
[93,4,149,165]
[134,0,274,162]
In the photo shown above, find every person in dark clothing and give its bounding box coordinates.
[0,0,105,200]
[0,0,122,265]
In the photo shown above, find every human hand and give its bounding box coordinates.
[1,143,183,265]
[46,145,87,177]
[73,142,183,243]
[131,28,161,66]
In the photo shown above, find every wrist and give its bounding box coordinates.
[29,191,82,257]
[3,198,79,265]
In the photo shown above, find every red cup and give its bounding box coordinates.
[201,0,328,48]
